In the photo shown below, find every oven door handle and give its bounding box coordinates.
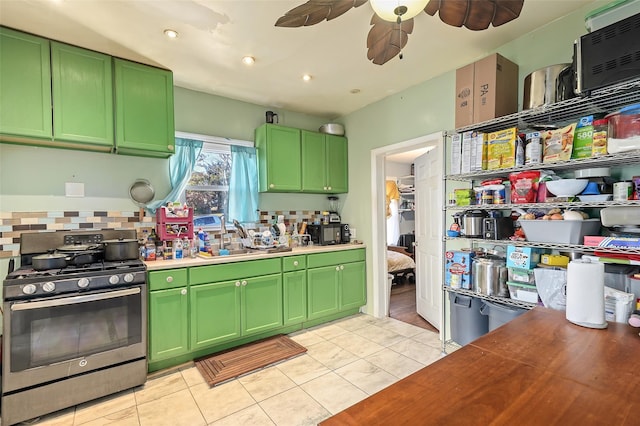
[11,287,141,311]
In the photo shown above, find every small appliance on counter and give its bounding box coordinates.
[307,223,342,245]
[327,196,341,223]
[340,223,351,243]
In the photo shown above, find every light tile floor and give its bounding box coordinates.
[28,314,445,426]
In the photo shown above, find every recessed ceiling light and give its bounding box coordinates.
[242,56,255,65]
[350,89,361,94]
[163,29,178,39]
[302,74,312,82]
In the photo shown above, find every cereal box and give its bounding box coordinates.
[487,127,516,170]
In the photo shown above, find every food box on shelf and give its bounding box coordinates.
[487,127,517,170]
[506,245,542,269]
[507,281,540,304]
[584,236,640,248]
[445,250,475,289]
[472,53,519,124]
[519,219,601,245]
[508,267,536,284]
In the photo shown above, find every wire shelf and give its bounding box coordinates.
[445,200,640,211]
[444,237,640,255]
[443,286,537,310]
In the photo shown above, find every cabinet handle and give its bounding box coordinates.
[235,281,241,287]
[180,289,187,295]
[242,280,248,286]
[340,265,344,270]
[168,145,174,151]
[293,261,299,266]
[166,276,173,283]
[269,183,275,188]
[327,186,332,191]
[324,186,328,190]
[336,266,340,271]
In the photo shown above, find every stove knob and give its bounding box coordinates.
[22,284,37,295]
[78,277,90,288]
[42,282,56,293]
[123,273,135,283]
[109,275,120,285]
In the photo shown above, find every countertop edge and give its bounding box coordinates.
[144,243,367,271]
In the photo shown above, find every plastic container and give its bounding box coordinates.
[448,293,489,346]
[480,301,528,332]
[585,0,640,32]
[507,281,540,304]
[519,219,601,244]
[508,267,535,284]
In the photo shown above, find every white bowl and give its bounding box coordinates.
[545,179,589,197]
[578,194,613,202]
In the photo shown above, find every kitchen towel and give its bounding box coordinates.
[566,260,607,329]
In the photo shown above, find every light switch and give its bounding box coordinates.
[65,182,85,197]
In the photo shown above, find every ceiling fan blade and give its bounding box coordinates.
[275,0,367,27]
[438,0,470,28]
[464,0,496,30]
[492,0,524,26]
[366,14,414,65]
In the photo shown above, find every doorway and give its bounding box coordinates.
[370,132,444,336]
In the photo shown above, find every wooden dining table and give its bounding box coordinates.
[321,307,640,425]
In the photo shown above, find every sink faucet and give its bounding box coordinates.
[219,214,227,250]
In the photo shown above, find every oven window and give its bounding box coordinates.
[10,289,142,372]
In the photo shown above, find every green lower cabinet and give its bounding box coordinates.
[283,270,307,325]
[340,261,367,310]
[148,287,189,362]
[190,280,241,350]
[242,274,283,335]
[307,265,340,320]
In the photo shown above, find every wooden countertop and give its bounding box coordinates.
[144,243,365,271]
[321,307,640,425]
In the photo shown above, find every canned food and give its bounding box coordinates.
[613,181,632,201]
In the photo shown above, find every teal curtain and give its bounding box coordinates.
[228,145,258,223]
[147,138,203,213]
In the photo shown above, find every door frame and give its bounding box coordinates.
[370,131,443,320]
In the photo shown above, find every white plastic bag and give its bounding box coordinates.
[534,267,567,310]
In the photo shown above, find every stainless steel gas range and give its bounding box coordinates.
[1,230,147,426]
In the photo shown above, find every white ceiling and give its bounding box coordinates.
[0,0,596,119]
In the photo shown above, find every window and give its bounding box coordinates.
[183,142,231,230]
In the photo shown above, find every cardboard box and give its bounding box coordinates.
[455,63,474,129]
[487,127,517,169]
[506,245,542,270]
[471,131,487,171]
[461,131,473,173]
[445,250,475,289]
[473,53,519,124]
[450,133,462,174]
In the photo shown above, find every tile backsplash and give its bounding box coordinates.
[0,209,323,258]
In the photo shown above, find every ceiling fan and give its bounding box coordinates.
[275,0,525,65]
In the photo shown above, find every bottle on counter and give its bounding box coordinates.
[173,238,183,259]
[146,240,156,261]
[156,240,164,260]
[198,228,206,252]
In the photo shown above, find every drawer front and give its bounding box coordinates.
[282,255,306,272]
[149,268,188,291]
[307,249,365,268]
[189,258,281,285]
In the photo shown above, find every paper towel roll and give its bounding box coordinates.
[566,260,608,329]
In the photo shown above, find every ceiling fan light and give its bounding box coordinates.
[370,0,429,22]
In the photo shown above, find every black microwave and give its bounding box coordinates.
[307,223,342,245]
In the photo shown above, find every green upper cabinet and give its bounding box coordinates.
[114,58,175,158]
[301,131,348,194]
[51,42,113,148]
[256,124,302,192]
[0,27,52,140]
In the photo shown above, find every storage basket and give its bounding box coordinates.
[519,219,601,244]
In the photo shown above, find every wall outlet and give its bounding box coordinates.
[350,228,356,239]
[65,182,85,197]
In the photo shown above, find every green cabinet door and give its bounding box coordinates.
[0,28,52,140]
[283,270,307,325]
[326,135,348,193]
[307,265,340,320]
[256,124,301,192]
[149,287,189,362]
[340,261,366,310]
[190,280,241,349]
[242,273,283,335]
[301,130,326,192]
[51,42,113,148]
[114,58,175,158]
